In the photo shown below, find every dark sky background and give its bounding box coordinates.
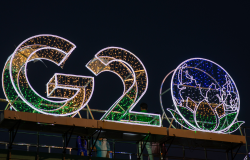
[0,1,250,159]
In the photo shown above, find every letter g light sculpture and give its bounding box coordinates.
[2,35,94,116]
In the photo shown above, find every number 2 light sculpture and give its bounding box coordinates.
[86,47,161,126]
[2,35,94,116]
[160,58,244,133]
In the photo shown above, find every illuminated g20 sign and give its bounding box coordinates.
[2,35,161,127]
[160,58,244,133]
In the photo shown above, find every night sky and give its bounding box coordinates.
[0,1,250,159]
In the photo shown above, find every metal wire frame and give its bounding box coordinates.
[159,69,176,128]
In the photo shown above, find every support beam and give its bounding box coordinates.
[77,112,82,118]
[137,142,139,159]
[138,134,151,160]
[86,104,94,120]
[112,139,115,159]
[62,125,75,160]
[226,151,229,160]
[0,98,7,102]
[231,150,233,160]
[169,112,176,129]
[163,136,175,159]
[6,120,21,160]
[87,110,89,119]
[244,128,249,160]
[160,88,171,96]
[5,96,19,110]
[204,148,207,160]
[232,143,242,160]
[183,146,185,160]
[89,128,102,157]
[35,131,39,160]
[159,143,163,160]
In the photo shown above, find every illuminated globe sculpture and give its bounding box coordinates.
[161,58,244,133]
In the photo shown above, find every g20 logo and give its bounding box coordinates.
[2,34,244,132]
[2,35,161,127]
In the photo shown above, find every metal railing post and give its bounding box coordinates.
[137,142,139,160]
[62,134,65,160]
[36,131,39,160]
[7,130,12,160]
[183,146,185,160]
[244,127,249,160]
[113,139,115,159]
[204,148,207,160]
[87,110,89,119]
[160,143,163,160]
